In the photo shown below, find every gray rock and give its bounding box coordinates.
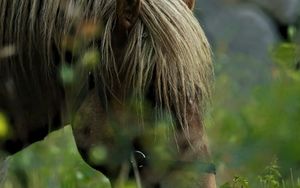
[195,4,281,100]
[196,0,300,24]
[249,0,300,24]
[194,0,222,18]
[205,5,279,61]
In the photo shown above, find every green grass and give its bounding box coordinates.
[2,126,110,188]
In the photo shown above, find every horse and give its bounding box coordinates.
[0,0,216,187]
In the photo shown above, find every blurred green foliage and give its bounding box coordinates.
[0,112,9,139]
[2,126,110,188]
[207,39,300,187]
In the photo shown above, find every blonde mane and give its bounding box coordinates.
[0,0,213,135]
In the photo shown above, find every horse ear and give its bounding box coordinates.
[116,0,141,31]
[183,0,195,10]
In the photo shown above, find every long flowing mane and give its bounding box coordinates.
[0,0,213,136]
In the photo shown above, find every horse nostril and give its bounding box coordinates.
[132,150,147,168]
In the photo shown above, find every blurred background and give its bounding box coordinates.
[1,0,300,187]
[195,0,300,187]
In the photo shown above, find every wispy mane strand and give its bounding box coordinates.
[0,0,213,135]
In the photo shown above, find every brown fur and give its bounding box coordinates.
[0,0,215,187]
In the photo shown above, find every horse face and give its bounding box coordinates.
[72,0,216,187]
[1,0,216,187]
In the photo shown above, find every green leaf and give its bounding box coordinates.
[0,112,9,139]
[272,43,299,69]
[60,65,75,84]
[81,49,101,69]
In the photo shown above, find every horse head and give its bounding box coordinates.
[0,0,215,187]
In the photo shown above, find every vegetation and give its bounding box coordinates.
[208,28,300,187]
